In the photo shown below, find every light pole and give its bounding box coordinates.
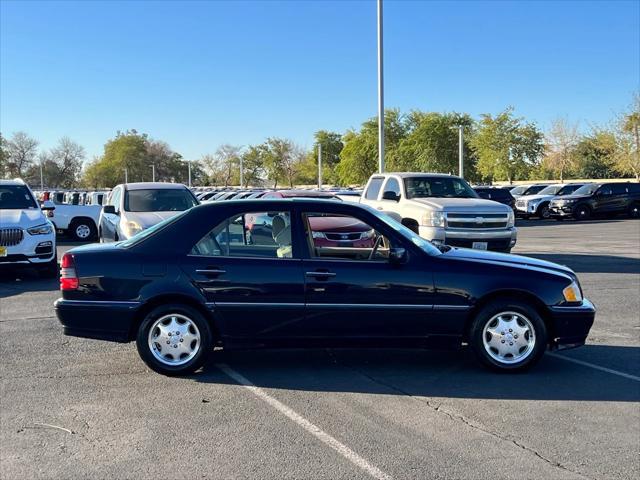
[240,156,244,188]
[124,168,128,183]
[151,164,155,182]
[457,125,464,179]
[40,161,44,191]
[187,160,192,187]
[377,0,385,173]
[317,143,322,189]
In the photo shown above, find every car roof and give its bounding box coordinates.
[121,182,189,191]
[370,172,460,179]
[0,179,28,186]
[272,190,337,198]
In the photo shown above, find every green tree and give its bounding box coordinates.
[336,109,408,185]
[0,133,7,178]
[262,137,303,188]
[391,111,475,178]
[470,108,543,183]
[573,130,617,179]
[240,144,267,187]
[613,93,640,180]
[543,118,580,182]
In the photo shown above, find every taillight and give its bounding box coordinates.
[60,253,79,290]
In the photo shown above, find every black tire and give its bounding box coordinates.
[69,218,97,241]
[136,304,213,376]
[629,202,640,219]
[537,203,551,219]
[469,299,547,372]
[38,254,58,279]
[573,205,591,221]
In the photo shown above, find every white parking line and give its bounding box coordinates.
[217,363,392,480]
[548,353,640,382]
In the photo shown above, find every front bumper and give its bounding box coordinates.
[515,202,540,216]
[55,299,140,342]
[0,231,56,266]
[549,298,596,349]
[549,203,576,218]
[419,226,518,251]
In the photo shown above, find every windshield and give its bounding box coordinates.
[404,177,478,199]
[0,185,38,209]
[510,185,527,195]
[120,209,190,247]
[366,205,441,256]
[124,188,198,212]
[572,184,600,196]
[557,185,582,196]
[537,185,563,195]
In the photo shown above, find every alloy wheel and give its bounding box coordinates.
[482,311,536,365]
[75,224,91,239]
[147,314,201,366]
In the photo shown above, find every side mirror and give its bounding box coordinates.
[388,247,407,264]
[103,205,117,215]
[41,200,56,211]
[382,191,400,202]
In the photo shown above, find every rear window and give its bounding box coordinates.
[365,178,384,200]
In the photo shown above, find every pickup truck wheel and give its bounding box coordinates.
[69,219,96,241]
[469,300,547,372]
[38,254,58,279]
[136,304,213,376]
[629,203,640,219]
[574,205,591,221]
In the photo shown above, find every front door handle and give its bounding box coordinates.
[196,268,227,276]
[305,271,336,278]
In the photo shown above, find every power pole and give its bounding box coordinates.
[377,0,385,173]
[458,125,464,179]
[240,156,244,188]
[317,143,322,189]
[151,164,155,182]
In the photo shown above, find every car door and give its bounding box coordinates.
[297,206,437,341]
[102,186,121,241]
[609,184,629,212]
[180,208,306,340]
[594,184,616,212]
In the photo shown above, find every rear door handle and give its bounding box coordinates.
[196,268,227,275]
[305,271,336,278]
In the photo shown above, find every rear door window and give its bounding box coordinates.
[191,211,293,259]
[364,177,384,200]
[383,177,401,197]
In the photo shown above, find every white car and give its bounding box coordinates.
[99,182,199,242]
[515,183,587,219]
[0,179,58,277]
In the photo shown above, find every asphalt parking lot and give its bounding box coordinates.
[1,219,639,479]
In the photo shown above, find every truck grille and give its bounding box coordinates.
[447,213,508,229]
[0,228,24,246]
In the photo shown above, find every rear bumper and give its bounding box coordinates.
[549,298,596,349]
[55,299,140,342]
[549,205,575,218]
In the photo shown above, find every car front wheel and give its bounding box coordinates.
[574,205,591,221]
[469,300,547,372]
[136,304,213,376]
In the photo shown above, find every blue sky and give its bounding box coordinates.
[1,0,638,161]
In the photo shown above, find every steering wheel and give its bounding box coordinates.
[368,235,384,260]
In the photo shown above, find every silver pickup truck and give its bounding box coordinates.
[360,172,517,252]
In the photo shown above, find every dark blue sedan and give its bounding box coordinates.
[55,199,595,376]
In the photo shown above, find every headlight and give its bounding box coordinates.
[123,221,143,238]
[359,229,375,240]
[311,231,326,239]
[421,211,446,228]
[506,209,515,227]
[27,223,53,235]
[562,281,583,303]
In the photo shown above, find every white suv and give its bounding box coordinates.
[0,179,58,277]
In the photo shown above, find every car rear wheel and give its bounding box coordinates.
[69,219,96,241]
[574,205,591,221]
[629,203,640,219]
[469,300,547,372]
[136,304,212,376]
